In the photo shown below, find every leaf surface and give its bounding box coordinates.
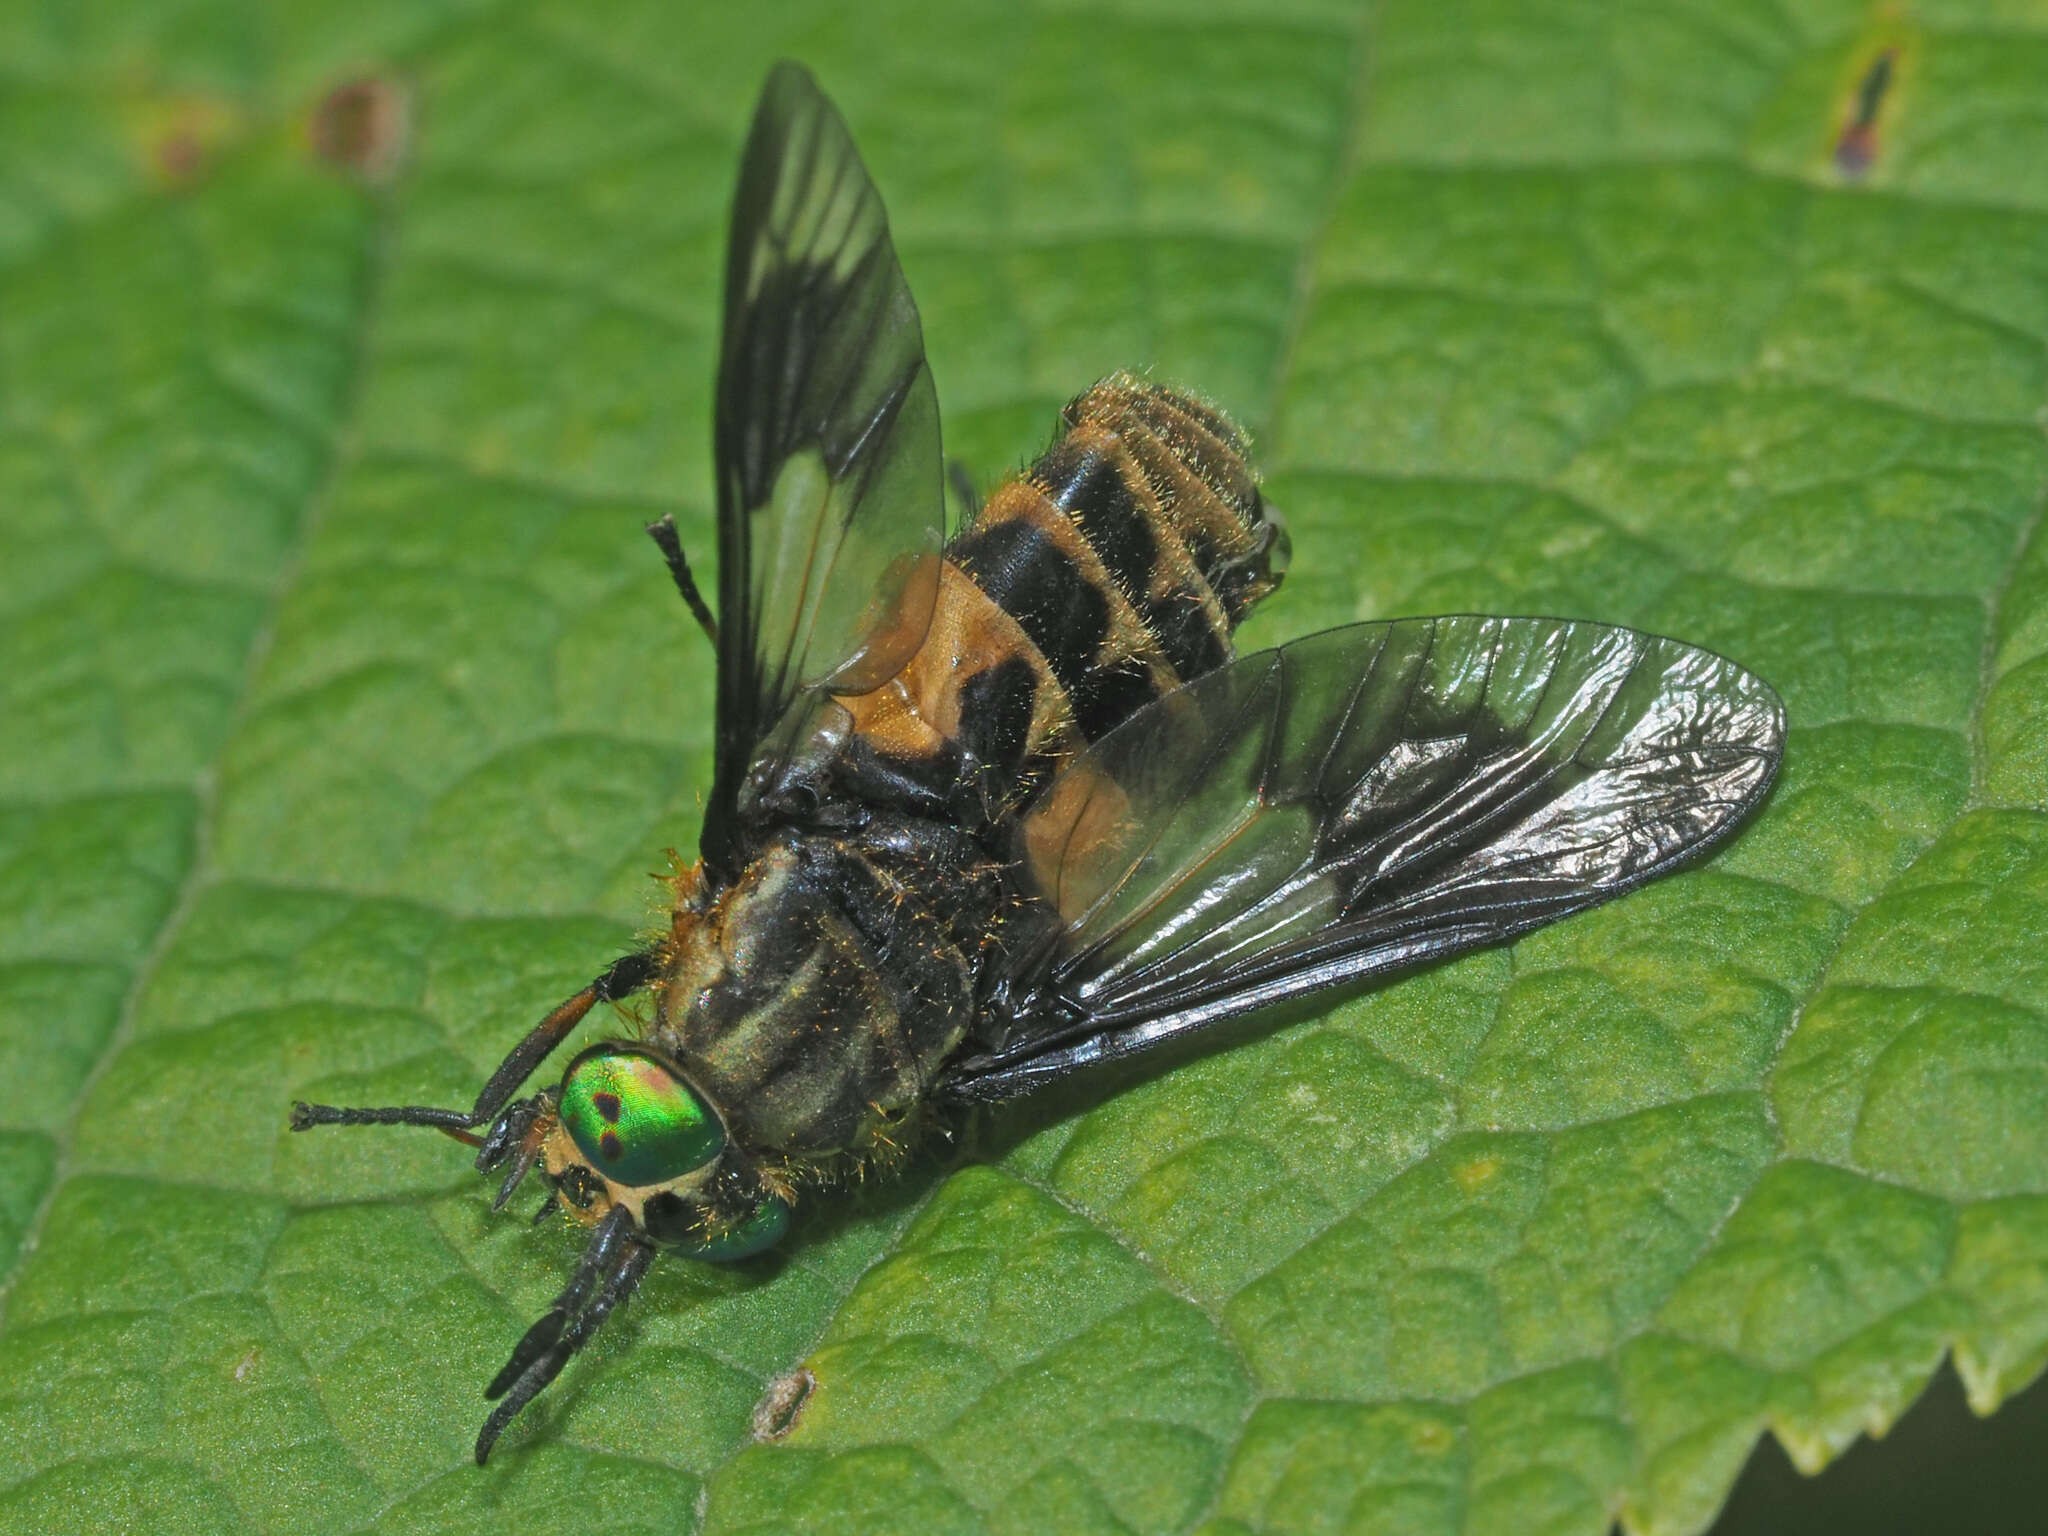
[3,3,2046,1533]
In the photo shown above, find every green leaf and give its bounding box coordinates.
[3,3,2045,1533]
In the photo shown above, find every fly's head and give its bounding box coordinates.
[464,862,794,1261]
[289,917,792,1463]
[483,1040,791,1261]
[573,1043,784,1252]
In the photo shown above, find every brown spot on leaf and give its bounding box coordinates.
[751,1367,817,1441]
[156,129,204,184]
[138,96,242,190]
[1834,48,1897,178]
[310,75,411,183]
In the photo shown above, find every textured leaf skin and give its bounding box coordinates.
[2,3,2045,1534]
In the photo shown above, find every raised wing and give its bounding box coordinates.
[707,61,944,875]
[946,616,1785,1100]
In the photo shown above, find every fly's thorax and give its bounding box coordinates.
[651,821,1001,1167]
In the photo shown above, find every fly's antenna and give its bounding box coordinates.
[646,514,719,648]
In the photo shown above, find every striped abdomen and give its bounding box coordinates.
[838,373,1287,815]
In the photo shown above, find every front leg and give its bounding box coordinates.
[290,949,659,1164]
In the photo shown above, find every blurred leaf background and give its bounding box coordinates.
[3,1,2047,1533]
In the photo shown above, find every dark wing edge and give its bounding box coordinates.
[707,61,945,874]
[944,615,1787,1102]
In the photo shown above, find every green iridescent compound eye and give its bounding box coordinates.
[559,1047,724,1187]
[690,1194,791,1262]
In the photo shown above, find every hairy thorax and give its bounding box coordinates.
[648,817,1004,1174]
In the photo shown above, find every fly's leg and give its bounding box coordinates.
[289,949,658,1192]
[476,1204,656,1463]
[947,458,980,525]
[483,1204,633,1398]
[465,950,658,1124]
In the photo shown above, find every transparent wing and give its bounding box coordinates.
[708,61,944,873]
[946,616,1785,1100]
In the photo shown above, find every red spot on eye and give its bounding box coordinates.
[600,1131,623,1161]
[593,1091,622,1123]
